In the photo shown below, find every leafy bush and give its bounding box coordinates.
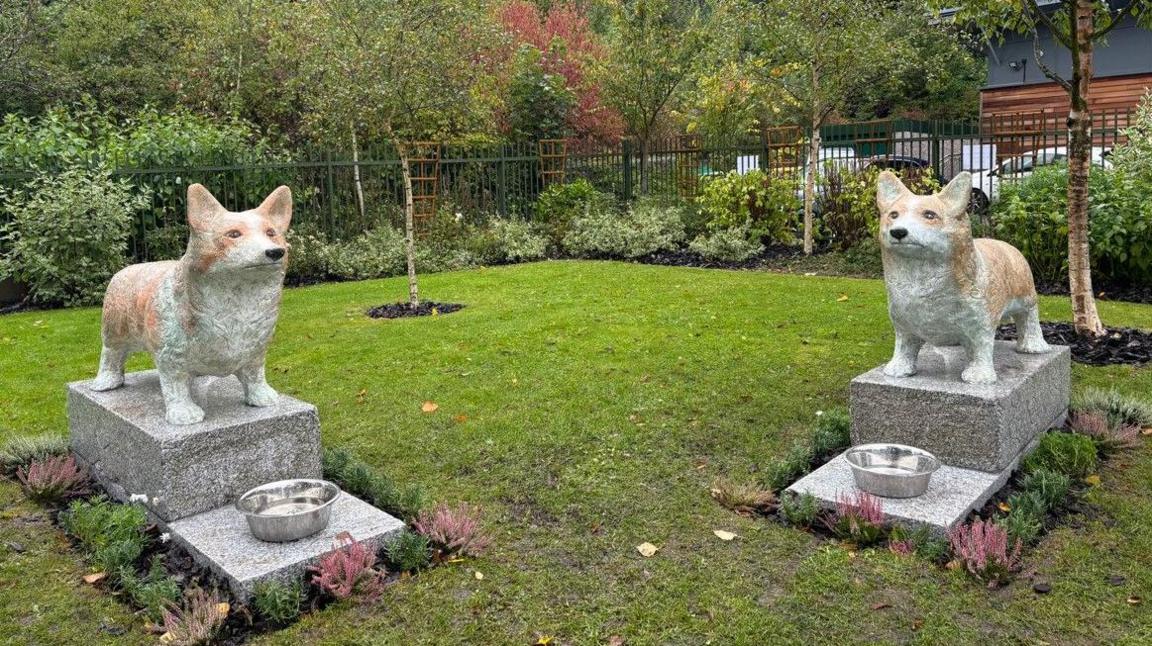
[1022,432,1099,478]
[384,530,433,573]
[1019,468,1072,511]
[823,491,886,546]
[710,478,777,516]
[697,170,798,245]
[1112,90,1152,183]
[0,434,69,476]
[1071,387,1152,430]
[687,225,764,262]
[322,447,426,520]
[778,492,819,528]
[17,454,90,503]
[0,168,149,306]
[949,519,1022,588]
[562,200,685,259]
[252,579,303,625]
[534,179,614,247]
[413,503,491,558]
[820,166,940,251]
[319,226,407,282]
[119,558,181,622]
[161,588,229,646]
[310,532,386,601]
[486,218,549,263]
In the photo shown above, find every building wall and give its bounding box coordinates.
[981,73,1152,118]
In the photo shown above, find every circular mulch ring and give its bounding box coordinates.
[996,321,1152,366]
[366,301,465,319]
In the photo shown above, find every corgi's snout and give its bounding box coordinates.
[889,228,908,241]
[265,248,286,261]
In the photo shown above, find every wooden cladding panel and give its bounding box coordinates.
[981,74,1152,117]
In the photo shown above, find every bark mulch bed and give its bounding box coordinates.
[366,301,465,319]
[996,322,1152,367]
[1036,282,1152,306]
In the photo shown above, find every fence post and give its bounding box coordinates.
[931,121,943,180]
[622,139,633,200]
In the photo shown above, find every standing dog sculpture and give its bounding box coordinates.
[92,184,293,424]
[876,171,1049,384]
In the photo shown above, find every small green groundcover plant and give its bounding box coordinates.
[761,409,851,492]
[252,579,304,626]
[119,557,182,622]
[322,447,427,520]
[60,495,149,577]
[1021,431,1098,479]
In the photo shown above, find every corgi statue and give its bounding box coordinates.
[92,184,293,425]
[876,171,1049,385]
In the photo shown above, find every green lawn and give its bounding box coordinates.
[2,261,1151,645]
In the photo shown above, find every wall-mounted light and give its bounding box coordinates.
[1008,58,1028,72]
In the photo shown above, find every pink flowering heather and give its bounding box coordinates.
[161,587,227,645]
[824,491,886,546]
[1068,410,1140,454]
[948,519,1022,588]
[310,532,386,601]
[888,539,915,556]
[17,454,90,503]
[413,503,491,558]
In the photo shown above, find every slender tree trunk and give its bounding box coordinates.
[803,107,821,256]
[351,126,366,220]
[393,136,420,308]
[639,137,650,195]
[1066,0,1104,336]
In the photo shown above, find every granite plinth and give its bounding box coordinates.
[167,492,404,599]
[68,370,321,521]
[786,449,1025,535]
[850,342,1070,473]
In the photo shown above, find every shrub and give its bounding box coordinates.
[1019,468,1072,511]
[1071,387,1152,430]
[487,218,549,263]
[698,170,798,245]
[562,200,685,259]
[320,226,407,281]
[413,503,491,558]
[710,478,777,516]
[161,588,229,646]
[761,442,814,492]
[310,532,386,601]
[1066,410,1140,455]
[0,167,149,306]
[1112,90,1152,183]
[687,225,764,262]
[534,179,614,247]
[820,166,940,251]
[252,579,303,625]
[17,454,90,503]
[824,491,886,546]
[0,434,69,476]
[810,409,851,460]
[322,447,426,520]
[384,530,433,573]
[119,558,181,622]
[778,492,819,528]
[949,519,1022,588]
[1022,432,1099,478]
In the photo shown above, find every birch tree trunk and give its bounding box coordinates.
[1067,0,1104,336]
[803,108,821,256]
[351,126,366,220]
[393,137,420,308]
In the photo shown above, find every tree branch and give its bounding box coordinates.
[1032,30,1072,91]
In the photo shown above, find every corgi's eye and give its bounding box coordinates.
[265,228,276,238]
[889,211,899,219]
[922,211,937,220]
[225,230,243,239]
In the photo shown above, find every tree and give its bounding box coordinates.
[305,0,497,308]
[937,0,1152,337]
[0,0,67,114]
[596,0,713,194]
[731,0,917,254]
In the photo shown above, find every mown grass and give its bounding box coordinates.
[1,261,1150,645]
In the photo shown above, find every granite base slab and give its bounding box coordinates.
[850,342,1069,473]
[68,370,321,521]
[165,492,404,599]
[785,448,1028,536]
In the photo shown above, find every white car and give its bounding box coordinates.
[969,146,1110,211]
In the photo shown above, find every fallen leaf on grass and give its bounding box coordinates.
[474,570,484,580]
[1141,426,1152,436]
[82,572,107,584]
[454,414,469,423]
[1084,474,1102,486]
[535,636,554,645]
[997,501,1011,512]
[945,559,962,571]
[215,602,230,616]
[837,294,849,302]
[421,401,439,413]
[1127,596,1143,606]
[636,542,659,557]
[713,530,738,541]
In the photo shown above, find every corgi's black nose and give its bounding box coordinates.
[265,248,286,260]
[889,228,908,240]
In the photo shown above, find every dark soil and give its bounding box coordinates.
[1036,281,1152,306]
[997,322,1152,366]
[366,301,465,319]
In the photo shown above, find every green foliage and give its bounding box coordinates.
[697,170,798,245]
[1022,432,1099,479]
[60,496,148,554]
[1072,387,1152,429]
[0,167,148,306]
[778,492,819,528]
[1019,468,1072,511]
[1113,91,1152,182]
[888,525,951,564]
[810,409,851,459]
[505,45,575,142]
[998,502,1043,546]
[485,219,550,264]
[119,558,182,622]
[252,579,304,626]
[821,166,940,251]
[534,179,615,248]
[762,442,814,492]
[385,530,433,573]
[0,434,69,476]
[687,225,764,262]
[562,199,685,259]
[322,446,426,520]
[762,410,849,491]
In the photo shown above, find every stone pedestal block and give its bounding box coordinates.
[68,370,321,521]
[850,342,1070,473]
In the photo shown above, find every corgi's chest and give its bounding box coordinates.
[179,277,282,372]
[884,257,988,344]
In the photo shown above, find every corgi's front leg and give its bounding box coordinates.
[960,334,997,384]
[158,368,205,425]
[883,329,923,378]
[237,359,279,407]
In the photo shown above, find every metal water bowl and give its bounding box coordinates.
[236,479,340,542]
[844,444,940,498]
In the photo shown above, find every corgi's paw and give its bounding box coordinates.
[165,402,205,425]
[90,372,124,391]
[1016,337,1051,354]
[245,383,279,407]
[883,358,917,378]
[961,364,997,384]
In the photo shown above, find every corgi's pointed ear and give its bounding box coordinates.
[876,171,910,211]
[938,172,972,215]
[187,184,224,231]
[257,186,292,231]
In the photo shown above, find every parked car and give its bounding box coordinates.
[969,146,1111,212]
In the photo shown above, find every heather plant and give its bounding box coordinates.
[252,579,303,625]
[413,503,492,558]
[161,587,229,646]
[824,491,886,546]
[887,525,945,561]
[1022,432,1098,478]
[119,558,181,622]
[1019,468,1072,511]
[310,532,387,601]
[384,530,433,573]
[0,434,69,476]
[948,519,1022,588]
[778,492,819,528]
[710,478,777,516]
[762,442,814,492]
[16,454,90,503]
[1071,388,1152,429]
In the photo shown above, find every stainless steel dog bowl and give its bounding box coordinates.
[236,479,340,542]
[844,444,940,498]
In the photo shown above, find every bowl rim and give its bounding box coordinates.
[235,478,342,517]
[844,443,941,476]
